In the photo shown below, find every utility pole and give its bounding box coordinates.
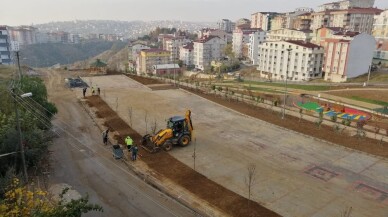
[282,48,292,119]
[366,64,372,86]
[16,51,22,81]
[12,89,28,183]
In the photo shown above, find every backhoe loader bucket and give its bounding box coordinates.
[141,134,159,153]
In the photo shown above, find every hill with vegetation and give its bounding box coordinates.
[19,40,127,67]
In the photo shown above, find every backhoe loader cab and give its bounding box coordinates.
[142,110,193,153]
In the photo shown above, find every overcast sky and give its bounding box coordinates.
[2,0,388,26]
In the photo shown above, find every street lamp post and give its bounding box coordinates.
[282,48,292,119]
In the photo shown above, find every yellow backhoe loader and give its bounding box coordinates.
[142,110,193,153]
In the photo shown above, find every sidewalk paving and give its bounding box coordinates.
[84,75,388,217]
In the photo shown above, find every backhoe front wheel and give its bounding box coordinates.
[163,142,173,151]
[179,135,190,147]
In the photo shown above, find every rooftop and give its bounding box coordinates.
[142,48,168,53]
[194,35,220,43]
[285,40,322,49]
[182,42,194,50]
[333,31,360,37]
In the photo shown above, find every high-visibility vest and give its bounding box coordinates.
[125,137,133,146]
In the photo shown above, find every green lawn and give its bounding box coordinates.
[350,96,388,107]
[228,80,331,91]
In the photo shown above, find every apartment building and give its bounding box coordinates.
[8,26,38,46]
[138,49,171,74]
[0,26,12,65]
[313,27,346,45]
[317,0,375,12]
[129,43,150,61]
[233,28,262,58]
[179,42,194,66]
[322,32,376,82]
[373,9,388,61]
[267,28,313,42]
[248,30,267,65]
[193,36,226,70]
[292,13,313,30]
[257,40,324,81]
[251,12,279,31]
[218,19,235,33]
[162,36,190,62]
[271,14,287,30]
[311,7,382,34]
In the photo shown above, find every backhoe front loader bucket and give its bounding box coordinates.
[141,134,159,153]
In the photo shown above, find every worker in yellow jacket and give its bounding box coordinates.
[125,136,133,152]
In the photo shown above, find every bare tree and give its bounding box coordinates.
[341,206,352,217]
[245,164,256,216]
[128,107,133,127]
[151,118,158,134]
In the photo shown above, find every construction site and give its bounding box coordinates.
[45,69,388,217]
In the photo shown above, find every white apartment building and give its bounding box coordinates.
[373,9,388,61]
[317,0,375,12]
[267,28,313,42]
[311,7,382,34]
[257,40,324,81]
[129,43,150,61]
[233,28,262,58]
[163,37,190,62]
[251,12,279,31]
[248,30,267,65]
[193,36,226,70]
[322,33,376,82]
[0,26,12,65]
[179,42,194,66]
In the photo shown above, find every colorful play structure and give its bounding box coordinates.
[294,101,370,121]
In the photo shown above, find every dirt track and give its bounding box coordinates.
[87,95,280,217]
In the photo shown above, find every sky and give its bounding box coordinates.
[2,0,388,26]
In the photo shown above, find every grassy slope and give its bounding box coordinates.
[19,40,127,67]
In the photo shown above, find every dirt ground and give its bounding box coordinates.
[86,95,280,217]
[328,89,388,104]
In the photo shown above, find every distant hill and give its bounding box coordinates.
[19,40,127,67]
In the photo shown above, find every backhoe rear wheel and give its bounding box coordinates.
[163,142,173,151]
[179,135,190,147]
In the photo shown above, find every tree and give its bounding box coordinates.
[223,44,235,59]
[245,164,256,217]
[0,178,103,217]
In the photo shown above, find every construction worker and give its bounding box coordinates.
[125,136,133,152]
[91,86,95,95]
[82,87,87,98]
[131,145,138,161]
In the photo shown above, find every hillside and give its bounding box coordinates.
[347,70,388,83]
[71,45,128,70]
[19,40,127,67]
